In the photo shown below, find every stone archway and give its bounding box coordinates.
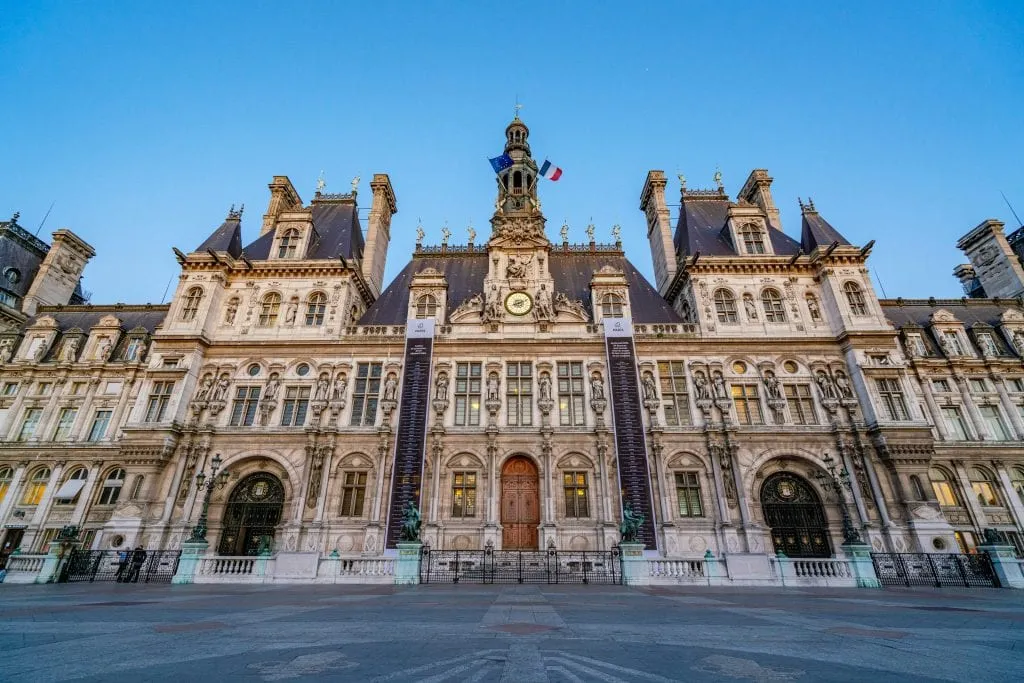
[501,456,540,550]
[218,472,285,556]
[760,471,832,558]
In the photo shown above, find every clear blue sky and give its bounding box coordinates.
[3,1,1023,304]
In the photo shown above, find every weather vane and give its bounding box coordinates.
[514,100,523,120]
[315,171,326,194]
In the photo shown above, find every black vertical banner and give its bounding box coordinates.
[385,319,434,549]
[604,317,658,550]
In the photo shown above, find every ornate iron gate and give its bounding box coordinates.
[420,546,621,584]
[59,549,181,583]
[761,472,832,558]
[870,552,999,588]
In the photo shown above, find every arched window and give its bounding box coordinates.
[843,282,868,316]
[277,228,300,259]
[130,475,145,500]
[601,293,624,318]
[969,467,1002,507]
[21,467,50,506]
[929,468,960,507]
[55,467,89,504]
[714,289,738,323]
[414,294,438,319]
[181,287,203,322]
[305,292,327,326]
[761,289,786,323]
[739,224,766,254]
[513,170,523,191]
[909,475,926,501]
[0,466,13,505]
[259,293,281,327]
[1012,467,1024,505]
[97,468,126,505]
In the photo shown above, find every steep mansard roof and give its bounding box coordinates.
[673,192,802,258]
[800,209,851,251]
[881,298,1024,359]
[195,217,243,258]
[360,250,683,325]
[242,201,365,261]
[16,305,170,361]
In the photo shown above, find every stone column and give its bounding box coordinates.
[70,460,102,527]
[994,462,1024,531]
[954,375,988,439]
[860,450,893,528]
[429,440,443,524]
[292,446,314,525]
[952,460,985,529]
[30,461,65,526]
[0,461,28,524]
[839,443,869,526]
[991,373,1024,439]
[313,449,335,523]
[919,377,950,440]
[708,442,731,524]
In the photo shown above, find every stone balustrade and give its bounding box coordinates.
[2,554,48,584]
[648,558,708,582]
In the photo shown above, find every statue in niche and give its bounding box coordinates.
[834,371,853,399]
[693,371,711,400]
[383,374,398,401]
[538,373,552,402]
[762,370,781,399]
[265,373,281,400]
[641,372,658,401]
[534,284,555,321]
[979,334,998,357]
[816,371,838,399]
[435,372,449,401]
[35,339,49,361]
[224,299,239,325]
[506,254,531,279]
[332,373,348,401]
[0,338,13,363]
[212,373,230,402]
[284,299,298,325]
[712,371,728,399]
[1013,330,1024,354]
[590,373,605,400]
[314,373,330,401]
[97,338,112,361]
[743,294,758,320]
[60,337,79,363]
[806,295,821,322]
[486,374,500,401]
[484,284,504,322]
[195,374,214,401]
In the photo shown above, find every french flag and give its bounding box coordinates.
[539,159,563,181]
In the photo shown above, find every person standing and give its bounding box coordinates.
[127,546,147,583]
[114,549,129,582]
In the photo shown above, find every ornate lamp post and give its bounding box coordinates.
[814,452,864,546]
[188,454,230,543]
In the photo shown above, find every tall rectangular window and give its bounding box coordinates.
[1,382,17,396]
[506,362,533,426]
[145,381,175,422]
[350,362,382,426]
[675,472,704,517]
[979,405,1010,440]
[731,384,763,425]
[453,362,482,426]
[1008,378,1024,393]
[339,472,367,517]
[969,378,988,393]
[658,361,692,426]
[53,407,78,441]
[940,406,969,440]
[931,379,951,393]
[875,378,909,421]
[563,472,590,518]
[280,386,310,427]
[557,361,585,426]
[17,408,42,441]
[943,331,964,355]
[88,410,112,441]
[783,384,817,425]
[451,471,477,518]
[229,386,261,426]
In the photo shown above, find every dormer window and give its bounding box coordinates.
[843,282,868,316]
[277,229,300,259]
[181,287,203,322]
[414,294,438,319]
[601,293,624,318]
[739,224,766,254]
[942,331,964,356]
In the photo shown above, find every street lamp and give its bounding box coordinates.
[814,452,864,546]
[188,453,230,543]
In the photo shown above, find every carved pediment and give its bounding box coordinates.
[1000,309,1024,324]
[96,314,123,328]
[929,309,958,324]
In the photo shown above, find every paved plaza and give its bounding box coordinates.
[0,582,1021,682]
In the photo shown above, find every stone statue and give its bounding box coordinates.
[195,374,214,401]
[97,338,112,361]
[611,224,621,241]
[467,224,476,243]
[0,338,13,363]
[265,374,281,400]
[979,334,998,357]
[506,254,531,279]
[398,500,422,543]
[554,292,588,320]
[585,223,595,242]
[224,299,238,325]
[440,225,451,245]
[486,374,500,401]
[60,337,79,363]
[816,371,838,400]
[35,339,50,361]
[332,373,348,401]
[619,502,644,543]
[415,225,425,245]
[484,284,504,323]
[743,295,758,320]
[590,373,605,400]
[383,374,398,401]
[712,372,727,400]
[762,370,781,399]
[534,284,554,321]
[538,373,552,402]
[693,371,711,400]
[315,374,330,401]
[560,222,569,242]
[834,372,853,399]
[351,175,360,194]
[435,373,449,401]
[641,372,658,401]
[284,300,298,325]
[806,296,821,321]
[212,374,230,402]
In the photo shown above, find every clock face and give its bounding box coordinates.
[504,291,533,316]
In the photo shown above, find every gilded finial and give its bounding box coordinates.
[467,221,476,243]
[611,224,621,242]
[315,171,326,194]
[560,221,569,243]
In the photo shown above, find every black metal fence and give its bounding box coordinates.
[420,546,621,584]
[59,549,181,584]
[870,552,999,588]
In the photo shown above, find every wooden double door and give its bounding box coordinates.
[501,456,540,550]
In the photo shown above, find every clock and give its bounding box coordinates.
[504,291,534,316]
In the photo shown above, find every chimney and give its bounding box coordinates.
[738,169,781,230]
[956,219,1024,299]
[260,176,303,237]
[362,173,397,298]
[22,229,95,315]
[640,170,676,295]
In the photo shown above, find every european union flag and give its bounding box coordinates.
[489,154,513,174]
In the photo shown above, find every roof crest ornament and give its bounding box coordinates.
[677,173,686,191]
[585,220,595,242]
[415,219,425,246]
[560,221,569,243]
[514,100,523,121]
[612,224,621,242]
[351,175,361,196]
[315,171,326,195]
[467,221,476,243]
[798,197,817,214]
[227,204,244,220]
[10,211,19,224]
[714,167,723,191]
[441,221,451,245]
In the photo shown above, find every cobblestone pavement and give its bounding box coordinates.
[0,582,1022,682]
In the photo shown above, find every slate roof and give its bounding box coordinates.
[1,219,47,300]
[360,251,682,325]
[17,306,170,362]
[195,218,243,258]
[881,298,1024,358]
[673,194,801,258]
[242,200,365,261]
[801,210,850,251]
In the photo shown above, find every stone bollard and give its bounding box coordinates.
[979,544,1024,589]
[841,542,881,588]
[36,539,80,584]
[172,540,209,585]
[703,549,719,585]
[394,542,422,585]
[619,542,649,586]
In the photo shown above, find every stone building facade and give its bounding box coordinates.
[1,117,1023,572]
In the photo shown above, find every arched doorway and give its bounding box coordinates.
[218,472,285,556]
[501,456,540,550]
[760,471,832,558]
